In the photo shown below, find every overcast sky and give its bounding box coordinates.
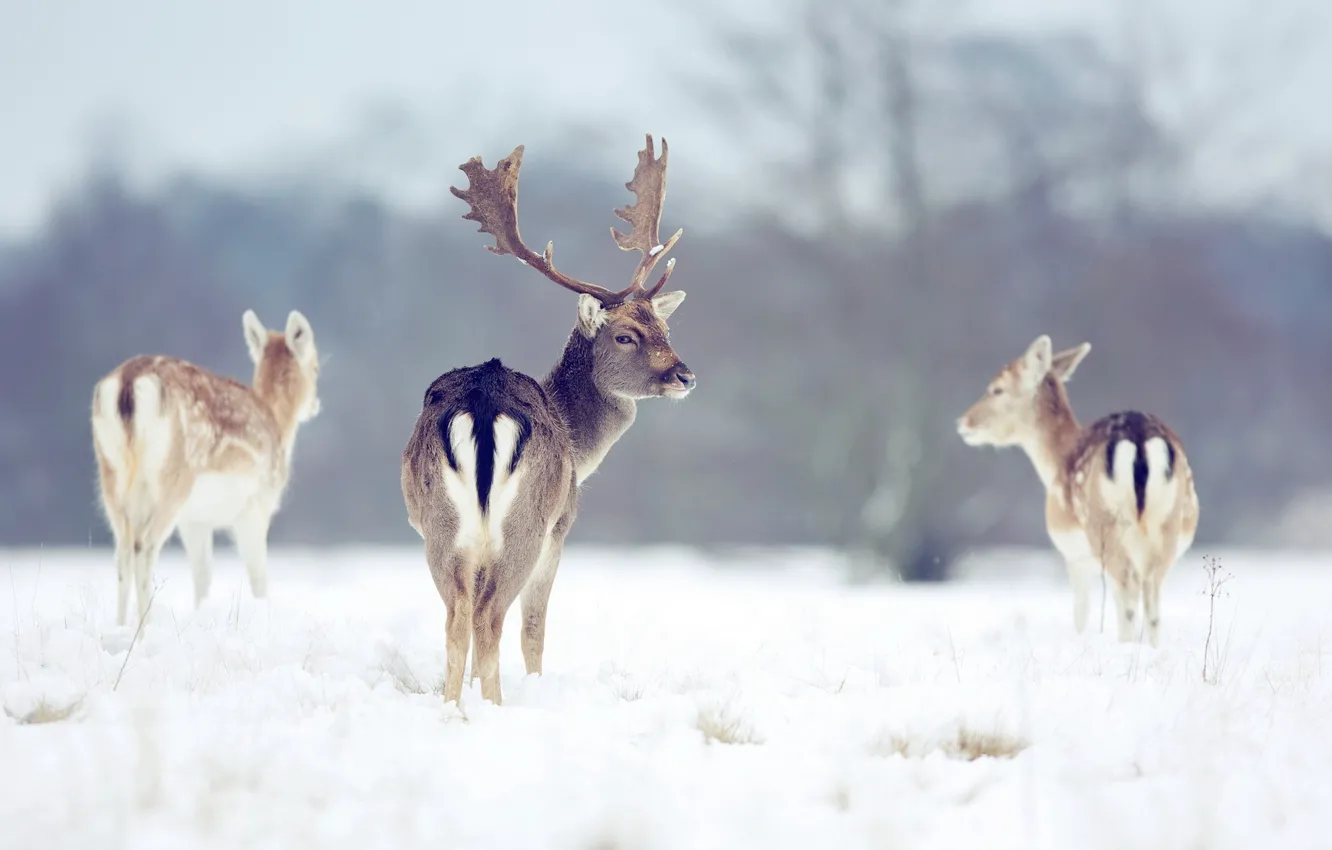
[3,0,1331,238]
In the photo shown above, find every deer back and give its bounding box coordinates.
[402,359,576,556]
[108,355,284,462]
[1062,411,1200,562]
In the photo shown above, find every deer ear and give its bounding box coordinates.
[651,290,686,320]
[1051,342,1091,383]
[1021,335,1053,385]
[285,310,315,362]
[576,294,607,340]
[242,310,268,364]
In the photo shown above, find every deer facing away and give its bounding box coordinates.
[956,335,1199,646]
[91,310,321,625]
[401,135,694,706]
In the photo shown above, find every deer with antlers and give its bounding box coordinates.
[92,310,322,626]
[401,135,695,705]
[956,336,1199,646]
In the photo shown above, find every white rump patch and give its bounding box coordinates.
[92,371,176,506]
[486,415,526,554]
[1098,440,1147,571]
[441,413,484,556]
[1143,437,1171,479]
[93,375,121,423]
[91,376,127,474]
[1099,437,1182,573]
[440,412,526,559]
[1142,436,1179,521]
[131,375,172,504]
[1101,439,1138,514]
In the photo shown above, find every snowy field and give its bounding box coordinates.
[2,544,1330,850]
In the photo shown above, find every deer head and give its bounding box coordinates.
[957,335,1090,447]
[451,135,696,399]
[243,309,322,424]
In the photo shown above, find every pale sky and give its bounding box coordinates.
[2,0,1330,238]
[0,0,705,235]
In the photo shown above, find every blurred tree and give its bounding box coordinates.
[692,0,1186,579]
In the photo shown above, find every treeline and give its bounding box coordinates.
[4,16,1332,578]
[2,162,1329,578]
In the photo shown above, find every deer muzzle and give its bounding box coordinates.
[663,363,696,397]
[956,413,988,445]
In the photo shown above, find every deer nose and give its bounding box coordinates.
[673,366,696,390]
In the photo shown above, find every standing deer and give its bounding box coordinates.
[91,310,321,626]
[401,136,695,705]
[956,335,1199,646]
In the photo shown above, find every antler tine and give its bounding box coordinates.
[451,146,624,305]
[611,134,684,298]
[642,258,676,300]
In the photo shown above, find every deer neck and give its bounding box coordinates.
[542,330,636,483]
[1020,376,1082,493]
[252,377,304,468]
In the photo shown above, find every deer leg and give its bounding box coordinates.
[1096,541,1140,642]
[133,541,152,626]
[1141,542,1178,649]
[113,527,133,627]
[521,532,566,676]
[469,560,507,706]
[1066,557,1099,635]
[232,508,272,599]
[472,601,506,706]
[443,588,473,705]
[1142,524,1183,649]
[178,523,214,607]
[132,519,174,626]
[426,544,473,706]
[1111,568,1141,643]
[424,528,477,688]
[96,461,134,627]
[1141,573,1163,648]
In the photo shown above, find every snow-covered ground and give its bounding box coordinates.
[1,544,1329,849]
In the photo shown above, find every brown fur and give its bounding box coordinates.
[92,310,320,625]
[958,335,1199,645]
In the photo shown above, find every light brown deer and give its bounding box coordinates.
[956,335,1199,646]
[91,310,321,626]
[401,135,695,706]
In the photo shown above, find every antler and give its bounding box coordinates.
[451,146,641,307]
[451,137,683,307]
[612,134,683,300]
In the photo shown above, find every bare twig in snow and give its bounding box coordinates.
[114,582,163,691]
[1200,554,1233,684]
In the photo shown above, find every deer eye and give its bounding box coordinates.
[990,386,1004,396]
[615,335,635,346]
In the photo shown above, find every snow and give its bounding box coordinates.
[2,544,1331,849]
